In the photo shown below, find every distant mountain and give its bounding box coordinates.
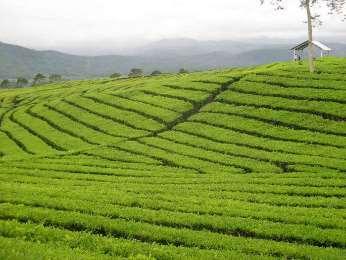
[0,42,143,79]
[0,40,345,79]
[128,38,277,57]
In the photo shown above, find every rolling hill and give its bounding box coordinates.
[0,57,346,259]
[1,40,346,79]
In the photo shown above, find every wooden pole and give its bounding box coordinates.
[306,0,315,73]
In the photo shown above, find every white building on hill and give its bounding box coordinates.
[291,41,332,61]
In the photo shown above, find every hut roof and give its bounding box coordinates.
[291,41,332,51]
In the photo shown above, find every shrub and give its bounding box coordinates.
[110,73,122,78]
[151,70,162,76]
[128,68,143,78]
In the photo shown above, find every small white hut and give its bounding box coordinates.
[291,41,332,61]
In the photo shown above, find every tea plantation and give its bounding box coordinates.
[0,57,345,259]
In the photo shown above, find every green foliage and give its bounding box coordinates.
[179,68,189,74]
[16,77,28,87]
[150,70,162,76]
[49,74,62,82]
[32,73,46,85]
[128,68,143,78]
[0,79,10,88]
[110,72,122,78]
[0,57,345,259]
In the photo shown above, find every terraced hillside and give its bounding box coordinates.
[0,57,346,259]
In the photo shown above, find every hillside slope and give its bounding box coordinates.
[0,57,346,259]
[2,41,346,79]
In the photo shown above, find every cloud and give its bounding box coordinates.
[0,0,344,51]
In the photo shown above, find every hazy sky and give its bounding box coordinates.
[0,0,345,53]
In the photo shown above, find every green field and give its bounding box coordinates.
[0,57,346,259]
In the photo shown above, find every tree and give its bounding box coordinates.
[260,0,345,73]
[128,68,143,78]
[0,79,10,88]
[32,73,46,85]
[49,74,62,82]
[110,72,122,78]
[179,68,189,74]
[16,77,28,87]
[150,70,162,76]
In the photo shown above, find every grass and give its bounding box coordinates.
[0,57,345,259]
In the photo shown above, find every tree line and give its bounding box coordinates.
[110,68,189,79]
[0,68,190,88]
[0,73,62,88]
